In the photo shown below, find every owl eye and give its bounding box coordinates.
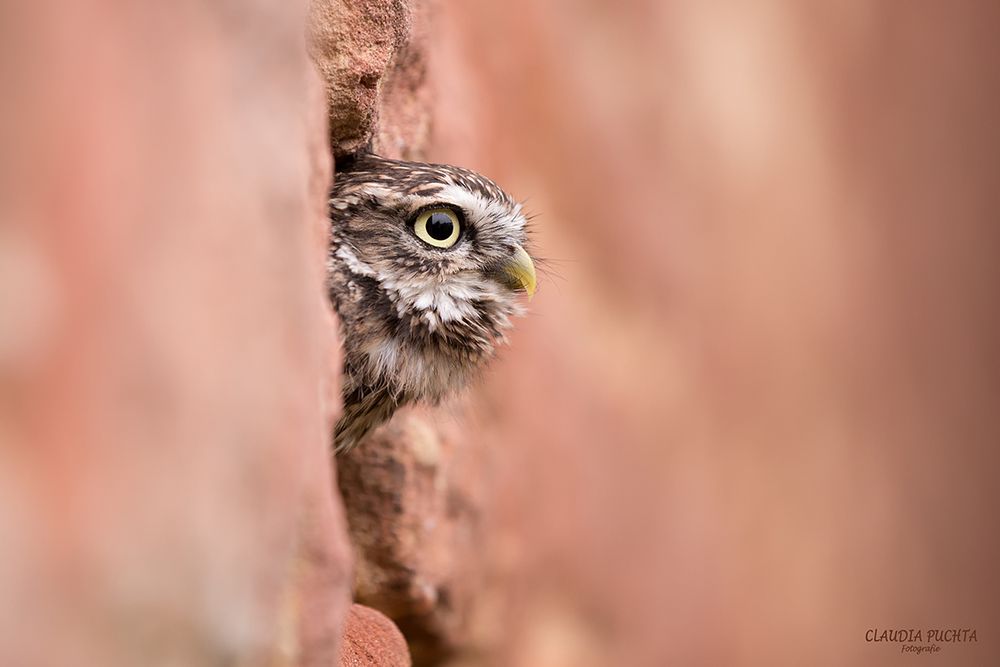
[413,208,461,248]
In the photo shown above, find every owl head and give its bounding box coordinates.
[327,153,536,449]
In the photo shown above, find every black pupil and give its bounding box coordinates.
[426,212,455,241]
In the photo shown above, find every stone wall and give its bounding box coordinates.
[0,1,354,665]
[423,2,1000,666]
[310,0,431,161]
[4,1,998,667]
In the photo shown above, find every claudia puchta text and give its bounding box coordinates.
[866,628,977,654]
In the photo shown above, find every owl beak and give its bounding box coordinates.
[503,245,537,299]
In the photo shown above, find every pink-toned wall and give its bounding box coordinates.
[426,2,1000,666]
[0,2,353,665]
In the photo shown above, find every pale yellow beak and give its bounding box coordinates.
[503,244,537,299]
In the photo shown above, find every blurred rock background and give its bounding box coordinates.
[0,1,352,665]
[422,2,1000,666]
[1,1,998,666]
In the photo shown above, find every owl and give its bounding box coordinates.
[327,153,536,451]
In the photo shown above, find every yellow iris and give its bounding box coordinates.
[413,208,461,248]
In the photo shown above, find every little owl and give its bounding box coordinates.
[327,153,536,451]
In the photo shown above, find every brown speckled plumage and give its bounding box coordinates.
[327,153,536,451]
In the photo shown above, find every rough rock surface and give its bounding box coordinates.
[336,408,487,664]
[0,1,352,666]
[339,604,413,667]
[310,0,431,159]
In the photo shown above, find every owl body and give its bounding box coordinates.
[328,154,535,451]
